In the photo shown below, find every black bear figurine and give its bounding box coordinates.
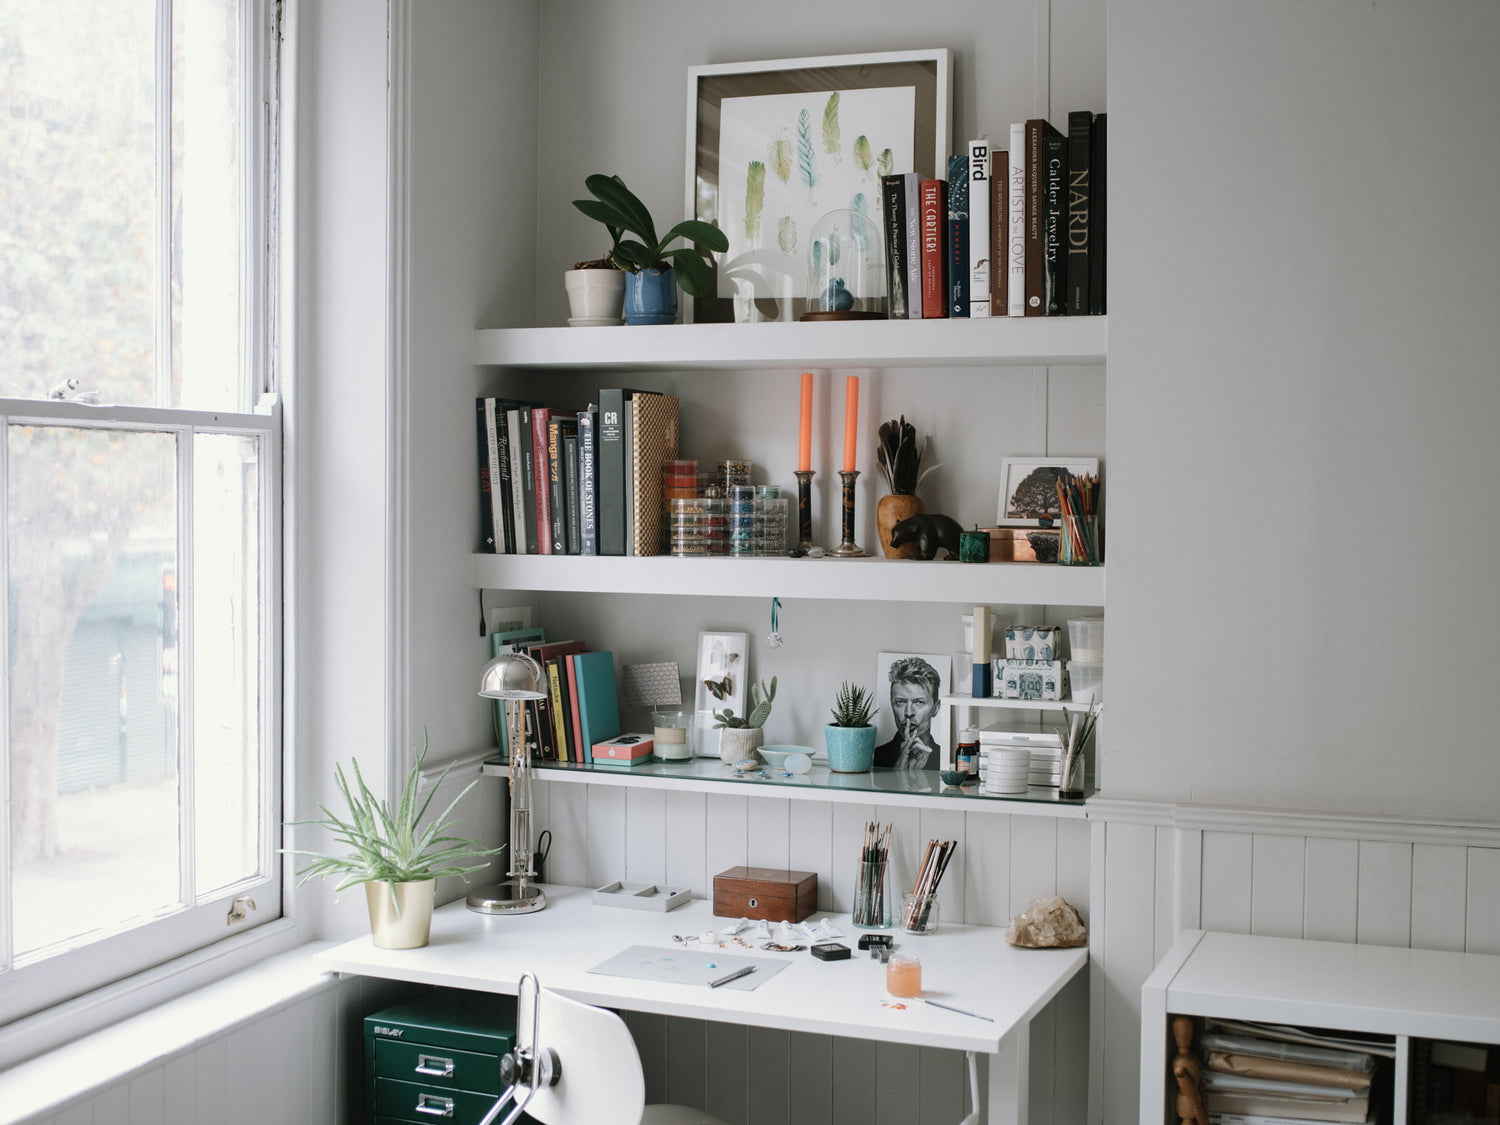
[888,513,965,560]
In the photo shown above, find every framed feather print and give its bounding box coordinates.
[687,49,951,323]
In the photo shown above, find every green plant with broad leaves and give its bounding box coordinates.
[285,732,502,909]
[572,173,729,297]
[829,681,878,728]
[713,676,777,729]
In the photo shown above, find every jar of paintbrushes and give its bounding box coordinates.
[851,820,892,929]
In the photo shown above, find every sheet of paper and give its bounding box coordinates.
[588,945,790,991]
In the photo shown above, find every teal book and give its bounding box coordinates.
[572,650,621,765]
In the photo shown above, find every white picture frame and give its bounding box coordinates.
[685,49,952,324]
[997,456,1100,527]
[873,651,949,771]
[694,630,749,755]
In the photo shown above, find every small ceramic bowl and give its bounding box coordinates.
[759,745,814,771]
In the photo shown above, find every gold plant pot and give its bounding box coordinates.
[877,493,924,559]
[365,878,437,949]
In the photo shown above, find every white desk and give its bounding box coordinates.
[316,886,1087,1125]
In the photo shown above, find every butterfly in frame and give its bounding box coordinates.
[703,673,734,700]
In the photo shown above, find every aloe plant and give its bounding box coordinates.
[829,681,878,728]
[572,173,729,297]
[713,676,777,729]
[284,732,502,912]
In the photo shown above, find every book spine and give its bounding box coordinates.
[880,173,908,319]
[563,432,581,555]
[518,406,539,554]
[476,398,496,552]
[991,149,1008,315]
[1066,110,1093,316]
[545,659,567,762]
[597,389,627,556]
[493,403,515,553]
[1090,112,1106,314]
[531,407,553,554]
[506,407,527,553]
[623,398,636,554]
[1044,131,1068,316]
[1008,123,1026,316]
[1024,119,1046,316]
[578,409,597,555]
[565,653,584,764]
[547,416,566,554]
[946,153,969,318]
[902,173,922,320]
[919,179,947,318]
[968,140,991,318]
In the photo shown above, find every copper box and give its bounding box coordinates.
[712,866,818,922]
[985,526,1061,564]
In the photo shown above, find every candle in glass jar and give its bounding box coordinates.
[841,375,859,472]
[886,950,922,997]
[798,372,814,472]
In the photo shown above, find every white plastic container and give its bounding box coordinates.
[1068,661,1104,704]
[1067,617,1104,662]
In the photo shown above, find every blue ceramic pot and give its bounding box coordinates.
[623,268,678,325]
[824,724,877,773]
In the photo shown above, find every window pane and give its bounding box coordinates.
[8,425,182,959]
[193,432,261,895]
[173,0,246,412]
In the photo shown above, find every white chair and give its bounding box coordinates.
[479,973,732,1125]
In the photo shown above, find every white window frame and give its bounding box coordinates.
[0,0,291,1048]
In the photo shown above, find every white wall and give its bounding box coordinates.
[1106,0,1500,817]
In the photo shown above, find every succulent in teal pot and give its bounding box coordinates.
[825,681,879,772]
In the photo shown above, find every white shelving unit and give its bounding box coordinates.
[1141,930,1500,1125]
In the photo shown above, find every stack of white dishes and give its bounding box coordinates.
[978,723,1065,791]
[979,747,1030,795]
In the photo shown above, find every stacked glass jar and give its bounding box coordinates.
[667,461,786,557]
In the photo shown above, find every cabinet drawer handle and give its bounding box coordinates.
[414,1054,455,1078]
[415,1093,454,1117]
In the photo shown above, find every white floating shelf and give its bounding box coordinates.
[470,552,1105,606]
[473,317,1107,371]
[941,694,1096,712]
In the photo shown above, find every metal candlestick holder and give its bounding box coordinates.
[831,469,864,557]
[794,469,815,553]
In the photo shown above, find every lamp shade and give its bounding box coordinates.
[478,651,546,700]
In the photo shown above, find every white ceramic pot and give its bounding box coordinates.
[717,726,764,765]
[365,878,436,949]
[564,268,625,326]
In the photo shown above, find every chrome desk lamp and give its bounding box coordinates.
[468,651,547,915]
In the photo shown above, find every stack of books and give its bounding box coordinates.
[880,111,1106,321]
[1198,1017,1391,1125]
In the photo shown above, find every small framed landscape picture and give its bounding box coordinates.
[997,457,1100,526]
[694,631,749,750]
[873,651,949,771]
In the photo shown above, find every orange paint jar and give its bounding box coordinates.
[886,951,922,997]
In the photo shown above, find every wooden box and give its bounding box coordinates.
[985,526,1061,564]
[712,866,818,922]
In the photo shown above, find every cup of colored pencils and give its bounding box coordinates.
[901,838,956,934]
[1056,473,1101,565]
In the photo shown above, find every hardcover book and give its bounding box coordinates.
[546,657,570,762]
[991,149,1008,315]
[629,392,679,556]
[546,415,578,556]
[1007,123,1026,316]
[1066,110,1093,316]
[1044,130,1068,316]
[564,653,585,761]
[476,398,496,552]
[517,406,540,554]
[577,407,598,555]
[967,140,991,318]
[596,388,637,556]
[1025,118,1063,316]
[946,153,969,318]
[1090,113,1107,315]
[919,178,947,318]
[493,402,516,553]
[879,173,908,319]
[532,407,554,554]
[902,172,922,322]
[506,406,527,554]
[562,431,581,555]
[572,650,622,765]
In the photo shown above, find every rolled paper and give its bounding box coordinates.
[798,372,813,471]
[842,375,859,472]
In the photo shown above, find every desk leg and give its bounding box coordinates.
[986,1022,1030,1125]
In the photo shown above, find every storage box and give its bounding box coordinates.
[984,526,1061,564]
[992,659,1068,701]
[712,866,818,922]
[593,733,655,762]
[1004,626,1062,662]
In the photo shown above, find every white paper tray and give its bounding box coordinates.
[591,881,692,911]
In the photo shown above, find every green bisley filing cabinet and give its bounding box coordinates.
[364,988,535,1125]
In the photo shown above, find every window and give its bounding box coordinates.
[0,0,282,1023]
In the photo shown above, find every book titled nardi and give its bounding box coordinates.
[712,866,817,923]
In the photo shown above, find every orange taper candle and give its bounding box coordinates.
[798,372,813,472]
[842,374,859,472]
